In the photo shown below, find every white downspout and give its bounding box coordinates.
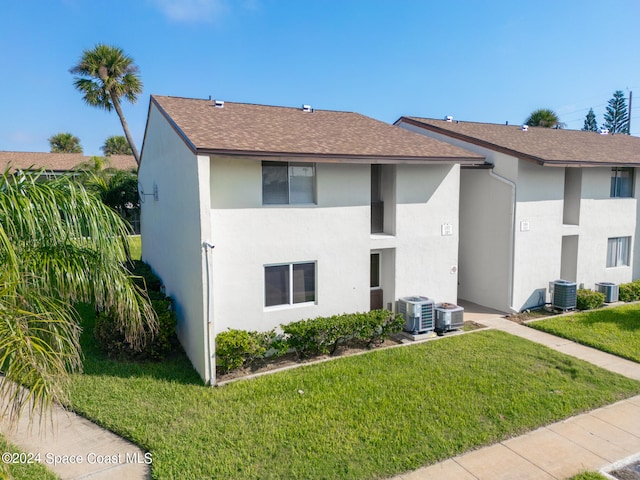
[488,169,518,313]
[203,241,216,385]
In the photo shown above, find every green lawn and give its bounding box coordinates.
[68,305,640,480]
[530,303,640,363]
[128,235,141,261]
[0,437,59,480]
[568,473,608,480]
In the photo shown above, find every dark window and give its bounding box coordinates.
[370,253,380,288]
[262,161,315,204]
[265,262,316,307]
[265,264,290,306]
[262,162,289,204]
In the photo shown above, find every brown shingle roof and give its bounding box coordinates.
[148,95,484,164]
[0,151,137,173]
[398,117,640,166]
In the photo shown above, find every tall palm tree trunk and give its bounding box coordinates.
[110,92,140,165]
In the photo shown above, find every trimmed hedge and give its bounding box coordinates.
[619,280,640,302]
[215,309,403,373]
[215,329,290,374]
[576,289,605,311]
[283,310,404,358]
[94,260,179,361]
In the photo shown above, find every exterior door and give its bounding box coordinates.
[370,253,383,310]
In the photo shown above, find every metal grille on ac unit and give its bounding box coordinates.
[551,280,577,311]
[397,296,434,334]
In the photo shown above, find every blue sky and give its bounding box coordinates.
[2,0,640,156]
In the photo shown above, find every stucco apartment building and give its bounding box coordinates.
[138,95,484,383]
[397,117,640,313]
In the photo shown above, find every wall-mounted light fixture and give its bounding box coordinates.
[138,182,159,203]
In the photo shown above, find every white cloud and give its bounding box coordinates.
[150,0,228,23]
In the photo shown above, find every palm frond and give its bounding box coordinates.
[0,276,82,425]
[0,170,156,424]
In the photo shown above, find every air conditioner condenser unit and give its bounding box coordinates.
[595,282,619,303]
[434,303,464,334]
[551,279,577,311]
[397,296,434,334]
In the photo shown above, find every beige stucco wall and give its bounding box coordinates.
[575,167,636,288]
[208,158,462,334]
[399,120,639,312]
[139,104,211,382]
[394,163,460,303]
[457,168,512,311]
[209,159,371,333]
[511,161,564,310]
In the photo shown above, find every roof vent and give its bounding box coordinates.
[445,115,453,122]
[599,128,609,135]
[213,100,224,108]
[302,104,313,113]
[521,125,529,131]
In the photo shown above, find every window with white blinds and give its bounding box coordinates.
[606,236,630,267]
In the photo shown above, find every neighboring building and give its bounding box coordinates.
[0,151,137,175]
[0,151,139,232]
[138,95,484,383]
[397,117,640,313]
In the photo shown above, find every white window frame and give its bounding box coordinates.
[264,261,317,308]
[262,161,316,205]
[606,236,631,268]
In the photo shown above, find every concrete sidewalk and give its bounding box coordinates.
[0,398,150,479]
[391,307,640,480]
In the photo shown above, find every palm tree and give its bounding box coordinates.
[102,135,133,156]
[49,132,83,153]
[0,170,155,423]
[524,109,564,128]
[70,44,143,165]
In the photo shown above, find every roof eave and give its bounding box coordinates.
[397,117,640,168]
[197,148,485,165]
[397,117,548,165]
[540,160,640,167]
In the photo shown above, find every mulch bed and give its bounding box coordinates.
[216,321,486,384]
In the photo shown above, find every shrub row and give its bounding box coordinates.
[94,260,180,361]
[215,329,284,374]
[216,309,403,374]
[619,279,640,302]
[575,280,640,310]
[576,288,605,311]
[283,310,404,358]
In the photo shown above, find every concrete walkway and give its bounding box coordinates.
[0,397,150,479]
[391,305,640,480]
